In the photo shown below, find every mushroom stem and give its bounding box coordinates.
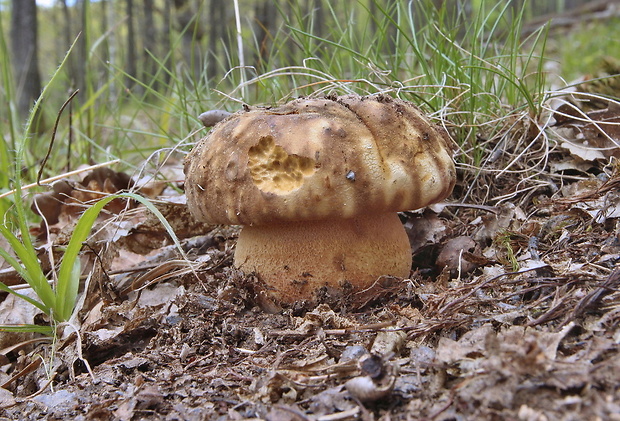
[233,212,412,302]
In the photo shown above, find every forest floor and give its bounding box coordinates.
[1,105,620,420]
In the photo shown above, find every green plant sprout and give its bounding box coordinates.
[0,190,185,334]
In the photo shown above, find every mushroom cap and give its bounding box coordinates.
[184,94,456,225]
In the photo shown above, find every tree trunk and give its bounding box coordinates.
[58,0,77,89]
[253,0,278,71]
[10,0,42,121]
[100,0,116,101]
[75,0,89,94]
[207,0,221,80]
[162,0,172,86]
[142,0,158,92]
[385,0,399,58]
[99,0,110,87]
[207,0,230,81]
[173,0,206,81]
[309,0,325,40]
[125,0,138,91]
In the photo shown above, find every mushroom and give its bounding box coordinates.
[184,94,456,303]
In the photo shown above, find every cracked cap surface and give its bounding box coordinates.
[184,94,456,225]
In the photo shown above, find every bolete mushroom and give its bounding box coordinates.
[184,94,456,302]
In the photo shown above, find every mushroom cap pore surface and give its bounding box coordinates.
[184,94,456,225]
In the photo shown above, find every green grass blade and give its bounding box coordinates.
[55,192,185,321]
[0,16,17,161]
[0,325,54,335]
[0,246,42,290]
[128,195,184,253]
[55,195,113,322]
[55,258,81,323]
[287,27,368,61]
[0,223,56,310]
[0,281,48,314]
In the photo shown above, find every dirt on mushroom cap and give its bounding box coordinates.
[184,94,456,225]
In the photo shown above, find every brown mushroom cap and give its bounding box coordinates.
[184,94,456,226]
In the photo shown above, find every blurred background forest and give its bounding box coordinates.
[1,0,620,190]
[5,1,616,111]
